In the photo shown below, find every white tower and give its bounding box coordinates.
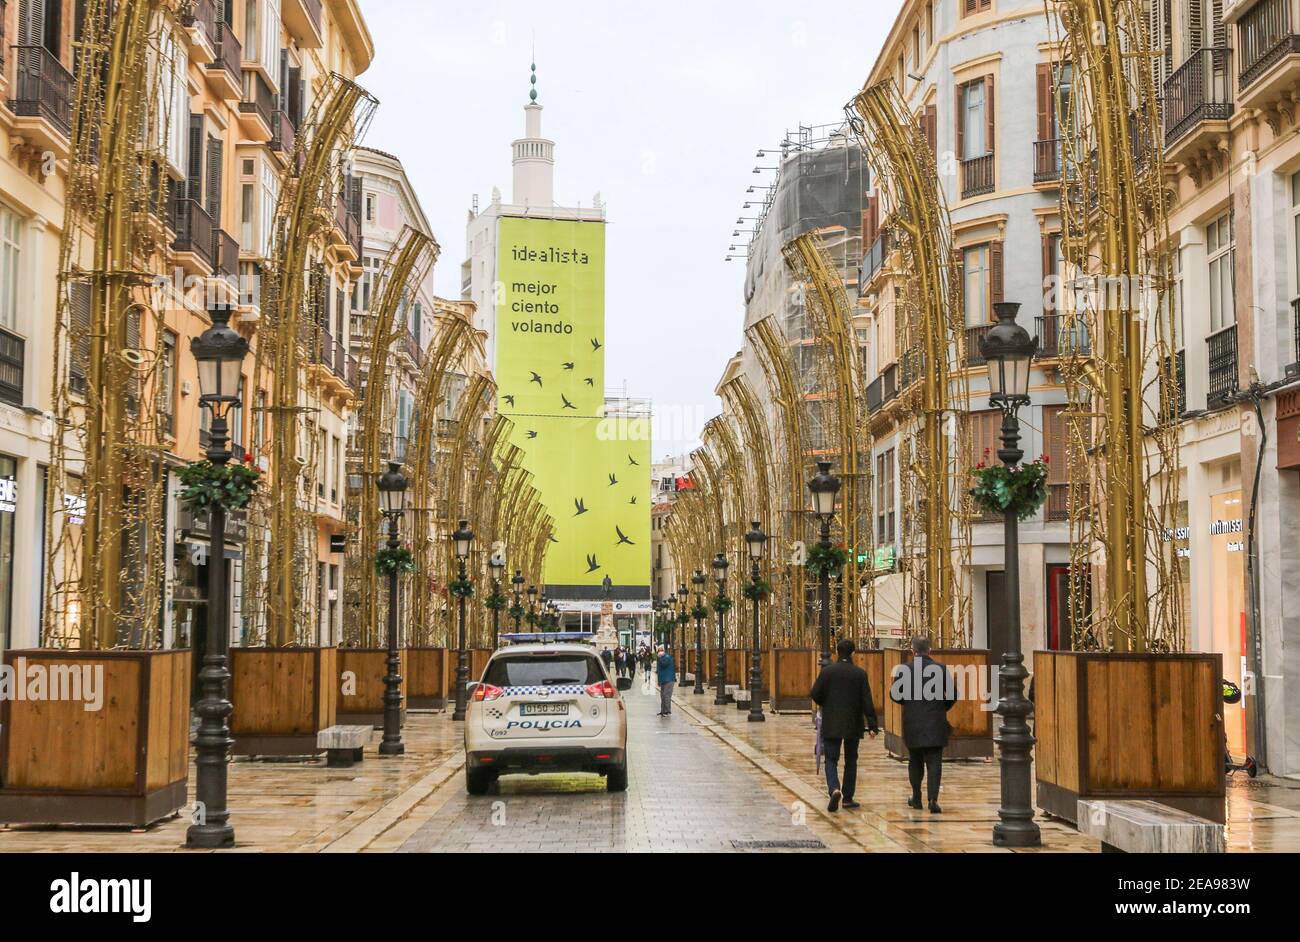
[511,63,555,208]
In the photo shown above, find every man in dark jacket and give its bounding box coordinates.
[810,639,879,812]
[655,645,677,716]
[889,635,956,813]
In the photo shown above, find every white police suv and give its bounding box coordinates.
[463,634,629,795]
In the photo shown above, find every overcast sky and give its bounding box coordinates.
[360,0,901,460]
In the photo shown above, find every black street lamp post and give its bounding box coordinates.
[745,522,767,723]
[451,520,474,722]
[488,552,505,650]
[678,581,688,680]
[692,570,706,694]
[377,461,408,757]
[712,552,729,706]
[186,302,248,850]
[980,301,1042,848]
[511,570,525,632]
[808,460,842,669]
[527,584,537,629]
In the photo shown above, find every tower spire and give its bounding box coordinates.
[529,59,538,103]
[512,45,554,207]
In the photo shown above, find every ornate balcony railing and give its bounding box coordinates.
[882,362,898,402]
[1046,483,1069,522]
[239,69,274,128]
[1163,47,1234,147]
[960,153,994,198]
[336,192,362,258]
[171,196,215,269]
[213,228,239,278]
[8,45,73,136]
[1207,324,1238,408]
[271,109,295,155]
[964,324,993,367]
[1036,313,1092,358]
[0,327,24,407]
[866,375,883,413]
[1033,139,1062,183]
[180,0,217,45]
[207,20,242,87]
[1238,0,1300,89]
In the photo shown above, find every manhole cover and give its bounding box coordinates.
[731,839,826,850]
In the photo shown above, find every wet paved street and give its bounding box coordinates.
[2,674,1298,853]
[398,679,834,852]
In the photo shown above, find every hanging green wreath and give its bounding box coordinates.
[711,594,733,615]
[484,592,509,611]
[179,458,261,514]
[676,611,690,626]
[805,543,848,579]
[374,547,416,576]
[742,577,773,602]
[508,603,526,622]
[448,577,475,598]
[691,604,709,621]
[525,610,540,627]
[970,456,1049,521]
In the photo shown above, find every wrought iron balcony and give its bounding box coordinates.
[860,228,893,288]
[1046,483,1069,522]
[270,109,295,155]
[882,362,898,402]
[213,228,239,278]
[171,196,215,269]
[206,20,242,96]
[8,45,73,137]
[964,324,993,367]
[866,375,883,413]
[1036,313,1092,359]
[1163,47,1234,147]
[960,153,994,198]
[335,192,362,258]
[180,0,217,46]
[239,70,275,137]
[1238,0,1300,89]
[0,327,24,407]
[1033,139,1062,184]
[1207,324,1238,408]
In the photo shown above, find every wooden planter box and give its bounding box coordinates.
[337,648,407,727]
[470,648,491,684]
[770,648,817,713]
[406,647,450,709]
[882,648,995,760]
[1034,650,1225,824]
[230,647,337,756]
[851,649,886,717]
[704,649,743,687]
[0,649,190,827]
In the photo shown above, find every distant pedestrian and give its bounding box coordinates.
[601,647,613,672]
[614,647,626,678]
[655,645,676,716]
[642,647,654,680]
[889,634,956,814]
[810,638,878,813]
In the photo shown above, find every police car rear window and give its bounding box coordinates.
[484,655,603,688]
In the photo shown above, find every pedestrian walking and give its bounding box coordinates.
[889,634,956,813]
[642,647,654,680]
[809,638,878,813]
[601,646,613,673]
[614,646,626,678]
[655,645,676,716]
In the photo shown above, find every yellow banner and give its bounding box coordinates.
[495,216,649,588]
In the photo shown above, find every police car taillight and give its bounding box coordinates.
[584,681,616,699]
[473,683,504,702]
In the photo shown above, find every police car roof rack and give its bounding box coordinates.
[499,632,595,646]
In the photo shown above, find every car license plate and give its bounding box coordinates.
[520,702,568,716]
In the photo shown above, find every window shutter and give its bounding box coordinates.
[925,103,937,156]
[990,241,1004,305]
[279,49,290,113]
[288,66,302,126]
[1036,63,1053,141]
[955,83,965,159]
[1210,0,1226,47]
[206,135,223,225]
[19,0,45,47]
[187,114,204,201]
[1185,0,1203,54]
[985,75,996,155]
[1044,406,1068,485]
[68,279,91,391]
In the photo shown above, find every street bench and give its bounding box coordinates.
[1077,799,1224,853]
[317,725,372,768]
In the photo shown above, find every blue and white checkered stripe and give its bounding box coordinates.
[501,684,587,696]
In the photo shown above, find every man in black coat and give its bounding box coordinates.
[889,635,956,813]
[810,639,879,813]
